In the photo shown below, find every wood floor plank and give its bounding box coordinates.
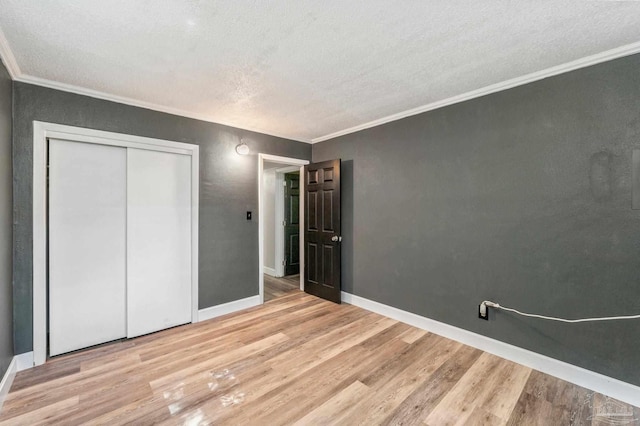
[3,305,306,417]
[264,312,383,371]
[424,352,516,425]
[80,352,141,372]
[398,327,428,344]
[152,363,275,424]
[7,358,82,393]
[463,406,504,426]
[506,390,554,426]
[383,344,484,425]
[335,338,463,425]
[473,359,531,421]
[0,396,80,426]
[149,332,289,390]
[358,333,451,388]
[265,274,300,302]
[511,370,598,425]
[1,337,247,418]
[187,315,408,425]
[292,380,371,425]
[264,323,415,425]
[1,289,637,425]
[215,331,409,425]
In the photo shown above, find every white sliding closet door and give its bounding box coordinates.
[49,139,127,356]
[127,149,192,338]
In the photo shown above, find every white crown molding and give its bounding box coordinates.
[15,74,311,143]
[312,40,640,143]
[197,295,261,322]
[0,24,307,143]
[341,291,640,408]
[0,26,20,79]
[3,17,640,146]
[0,28,308,143]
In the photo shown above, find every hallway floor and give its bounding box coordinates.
[264,274,299,302]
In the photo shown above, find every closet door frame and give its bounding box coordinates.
[33,121,200,367]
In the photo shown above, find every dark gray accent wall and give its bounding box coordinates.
[0,59,14,379]
[313,54,640,386]
[13,83,311,353]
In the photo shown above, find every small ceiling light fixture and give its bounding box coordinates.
[235,140,250,156]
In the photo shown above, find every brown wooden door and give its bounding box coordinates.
[284,172,300,276]
[304,159,341,303]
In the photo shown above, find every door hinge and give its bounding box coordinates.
[283,181,287,187]
[282,220,286,226]
[282,259,287,266]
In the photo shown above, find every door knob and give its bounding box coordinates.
[331,235,342,242]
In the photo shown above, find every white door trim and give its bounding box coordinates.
[33,121,200,367]
[275,165,302,173]
[274,171,285,277]
[259,154,309,303]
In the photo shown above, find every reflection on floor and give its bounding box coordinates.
[264,274,299,302]
[1,291,638,424]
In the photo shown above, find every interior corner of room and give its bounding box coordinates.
[2,3,640,422]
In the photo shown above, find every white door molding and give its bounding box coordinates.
[274,172,285,277]
[258,154,309,303]
[33,121,199,367]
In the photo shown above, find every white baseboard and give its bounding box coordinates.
[198,295,261,322]
[341,291,640,407]
[264,267,277,277]
[0,357,17,412]
[15,352,34,372]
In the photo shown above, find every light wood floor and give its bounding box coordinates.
[1,291,638,425]
[264,273,300,302]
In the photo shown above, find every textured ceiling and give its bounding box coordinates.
[1,1,640,143]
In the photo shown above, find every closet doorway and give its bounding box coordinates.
[33,122,199,365]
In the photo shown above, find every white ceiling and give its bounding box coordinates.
[1,1,640,143]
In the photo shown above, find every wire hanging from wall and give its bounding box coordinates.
[480,300,640,323]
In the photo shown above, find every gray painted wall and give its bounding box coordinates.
[13,82,311,353]
[313,53,640,386]
[0,60,14,379]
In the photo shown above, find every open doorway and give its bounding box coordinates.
[258,154,309,304]
[263,164,300,301]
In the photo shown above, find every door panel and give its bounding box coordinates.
[308,192,318,230]
[307,243,318,283]
[49,139,127,356]
[127,149,192,338]
[284,172,300,275]
[304,159,341,303]
[323,191,334,231]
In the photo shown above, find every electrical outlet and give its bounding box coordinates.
[478,303,489,320]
